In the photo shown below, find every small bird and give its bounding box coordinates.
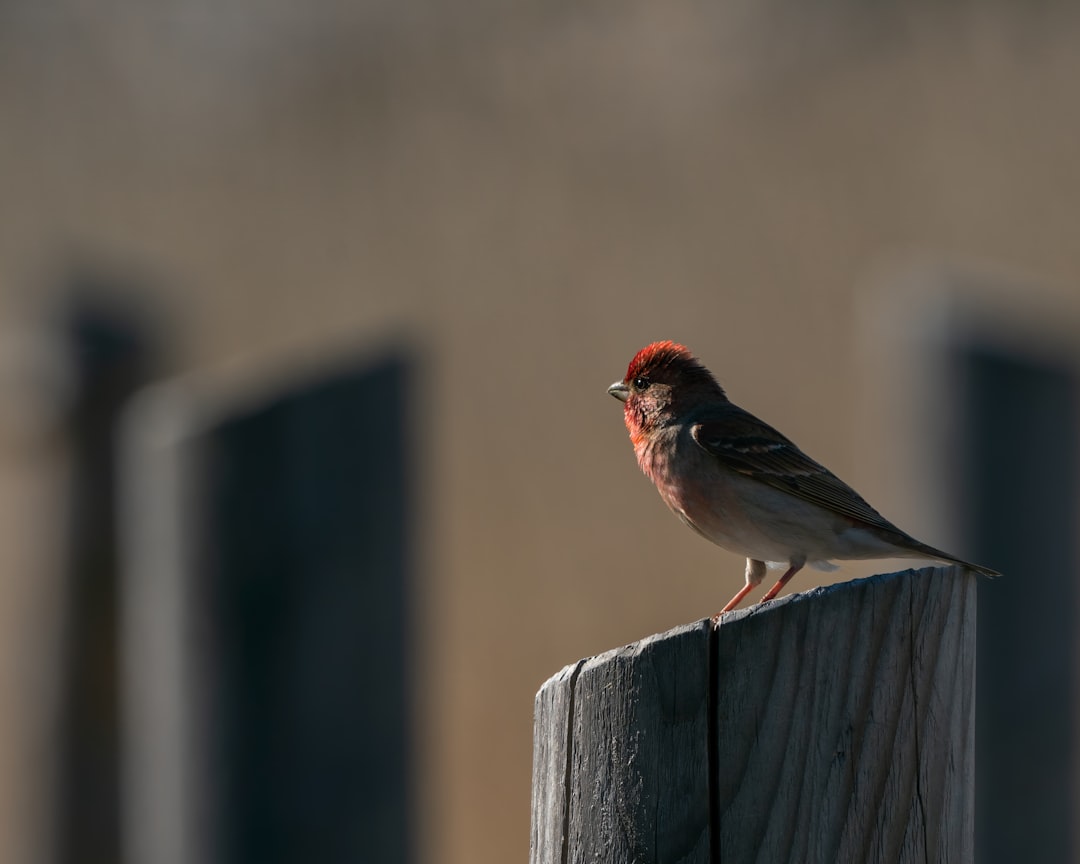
[608,341,998,617]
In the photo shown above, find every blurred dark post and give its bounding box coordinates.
[203,356,413,864]
[953,342,1079,864]
[55,289,156,864]
[120,352,414,864]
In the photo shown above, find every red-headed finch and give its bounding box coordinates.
[608,341,999,617]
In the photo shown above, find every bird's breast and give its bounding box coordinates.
[636,432,737,538]
[634,428,833,564]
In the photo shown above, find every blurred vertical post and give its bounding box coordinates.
[120,351,414,864]
[952,341,1080,864]
[55,289,156,864]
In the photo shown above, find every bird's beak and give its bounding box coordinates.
[607,381,630,402]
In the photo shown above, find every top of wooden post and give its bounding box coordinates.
[531,565,978,864]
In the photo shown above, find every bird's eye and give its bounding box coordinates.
[632,376,649,391]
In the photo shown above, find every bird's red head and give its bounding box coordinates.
[624,341,700,383]
[608,341,726,440]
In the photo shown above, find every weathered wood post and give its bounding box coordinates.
[530,565,976,863]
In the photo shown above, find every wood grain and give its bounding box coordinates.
[714,565,976,863]
[531,621,712,864]
[530,566,976,864]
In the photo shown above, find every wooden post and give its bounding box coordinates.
[530,565,976,864]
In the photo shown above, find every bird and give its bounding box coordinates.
[607,341,999,617]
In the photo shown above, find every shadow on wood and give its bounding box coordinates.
[530,566,976,864]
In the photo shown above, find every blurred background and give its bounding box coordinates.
[1,1,1079,863]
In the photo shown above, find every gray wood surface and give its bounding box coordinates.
[530,566,976,864]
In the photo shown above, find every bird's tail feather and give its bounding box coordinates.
[907,540,1000,578]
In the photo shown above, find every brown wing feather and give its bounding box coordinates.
[689,404,1001,577]
[689,406,902,534]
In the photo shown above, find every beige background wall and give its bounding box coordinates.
[1,3,1079,862]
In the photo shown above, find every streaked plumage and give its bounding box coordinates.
[609,341,999,616]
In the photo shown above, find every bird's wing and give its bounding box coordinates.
[690,406,901,533]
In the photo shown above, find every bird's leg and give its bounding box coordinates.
[713,558,767,621]
[759,558,806,604]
